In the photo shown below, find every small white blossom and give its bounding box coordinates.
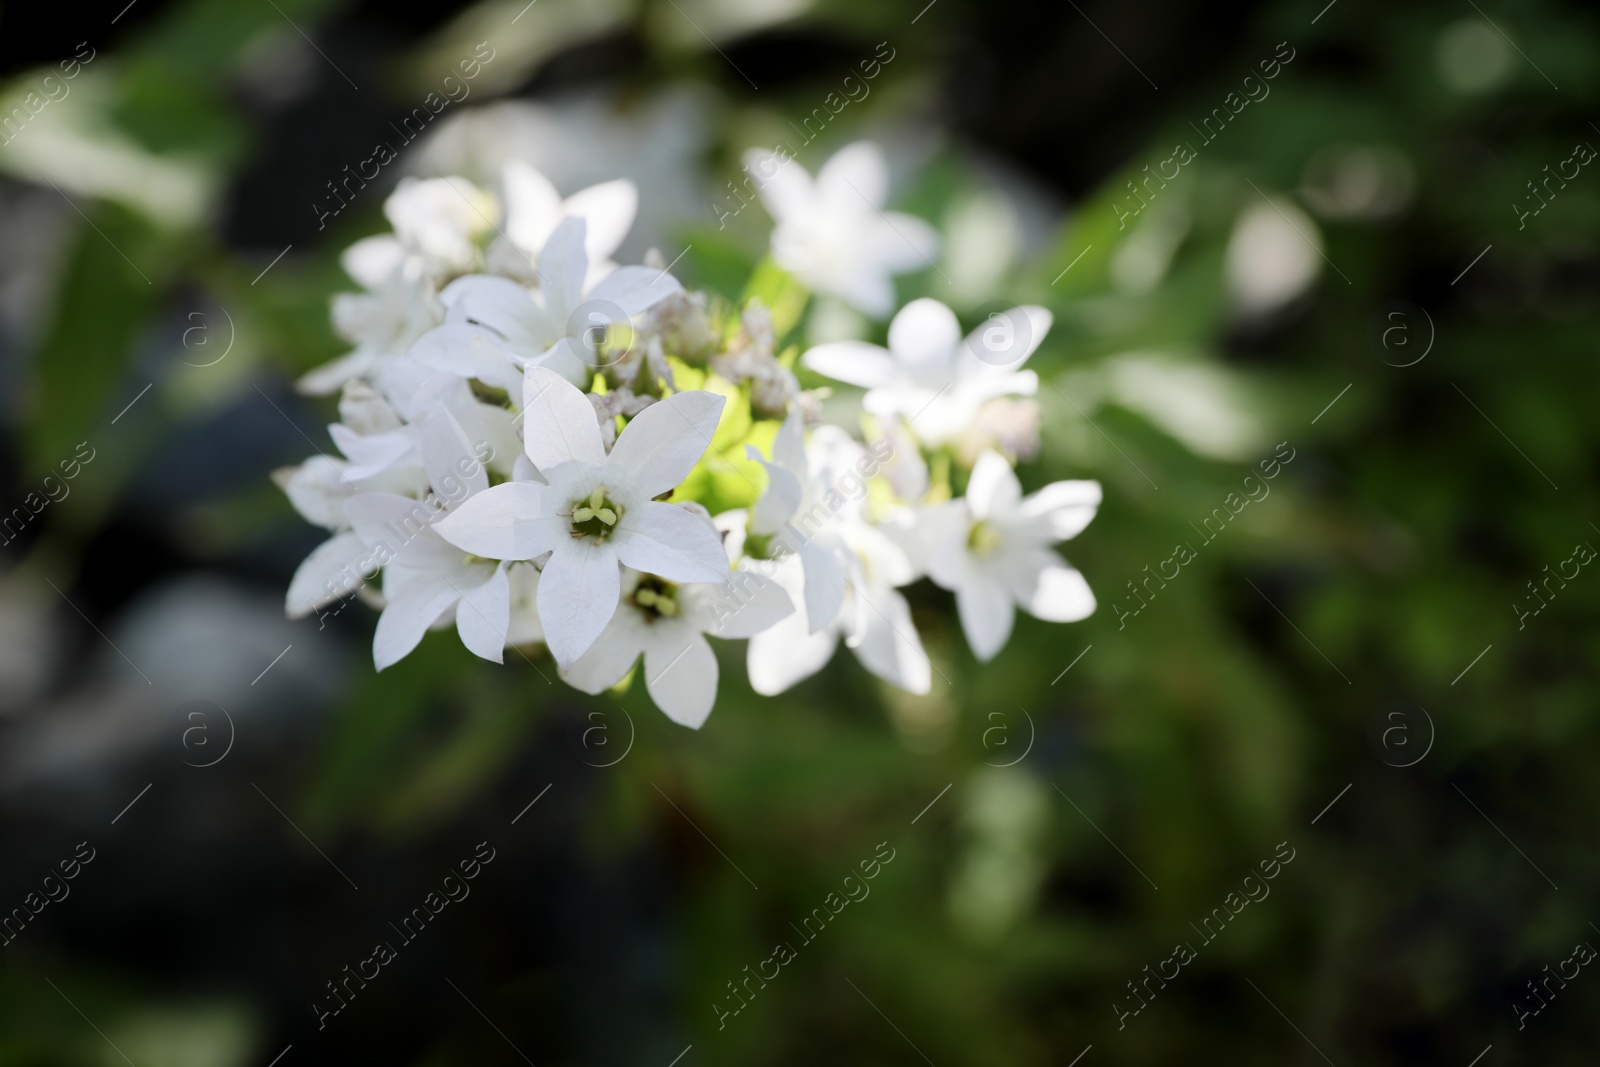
[563,568,792,729]
[433,367,731,666]
[410,216,683,390]
[498,160,638,286]
[744,142,938,317]
[917,450,1099,661]
[746,523,931,696]
[803,297,1050,448]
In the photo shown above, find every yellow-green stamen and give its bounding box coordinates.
[571,485,623,542]
[968,520,1002,557]
[631,576,680,620]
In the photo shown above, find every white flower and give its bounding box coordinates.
[500,160,638,285]
[433,367,731,666]
[918,450,1099,662]
[383,176,499,277]
[277,390,431,620]
[742,408,853,634]
[410,215,683,390]
[803,298,1051,447]
[339,407,523,668]
[325,378,517,487]
[745,524,931,696]
[298,255,445,397]
[744,142,938,317]
[345,493,510,669]
[562,568,792,729]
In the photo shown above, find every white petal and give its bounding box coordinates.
[432,482,565,561]
[585,265,684,321]
[966,451,1021,520]
[455,564,511,662]
[611,501,731,585]
[419,406,488,509]
[296,349,377,396]
[797,536,849,635]
[329,423,413,481]
[771,405,807,475]
[450,399,522,480]
[441,274,549,350]
[505,561,545,645]
[286,531,368,617]
[916,501,973,591]
[748,611,837,695]
[887,298,961,372]
[1007,549,1096,623]
[1016,480,1102,541]
[341,235,405,288]
[956,577,1015,662]
[851,586,932,694]
[747,447,803,535]
[564,179,638,263]
[960,305,1052,375]
[520,366,606,470]
[502,160,563,253]
[344,492,461,571]
[536,216,588,323]
[274,455,353,529]
[561,610,647,694]
[532,335,596,387]
[644,633,718,729]
[537,540,622,665]
[512,452,545,485]
[373,578,462,670]
[816,141,889,210]
[743,148,813,223]
[801,341,900,389]
[606,390,725,499]
[691,571,793,639]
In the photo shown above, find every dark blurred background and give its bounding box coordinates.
[0,0,1597,1064]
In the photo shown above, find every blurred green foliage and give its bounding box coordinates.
[6,0,1600,1063]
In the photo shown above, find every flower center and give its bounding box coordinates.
[630,575,680,621]
[570,485,622,543]
[967,520,1002,558]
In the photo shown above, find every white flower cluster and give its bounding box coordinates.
[278,142,1100,729]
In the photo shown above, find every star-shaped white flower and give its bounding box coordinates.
[383,176,499,277]
[745,524,931,696]
[434,367,731,666]
[342,409,520,669]
[742,408,853,634]
[562,568,792,729]
[802,297,1051,447]
[918,450,1099,661]
[501,160,638,284]
[744,141,938,317]
[410,215,682,390]
[298,251,445,397]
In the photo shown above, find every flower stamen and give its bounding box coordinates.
[571,485,623,542]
